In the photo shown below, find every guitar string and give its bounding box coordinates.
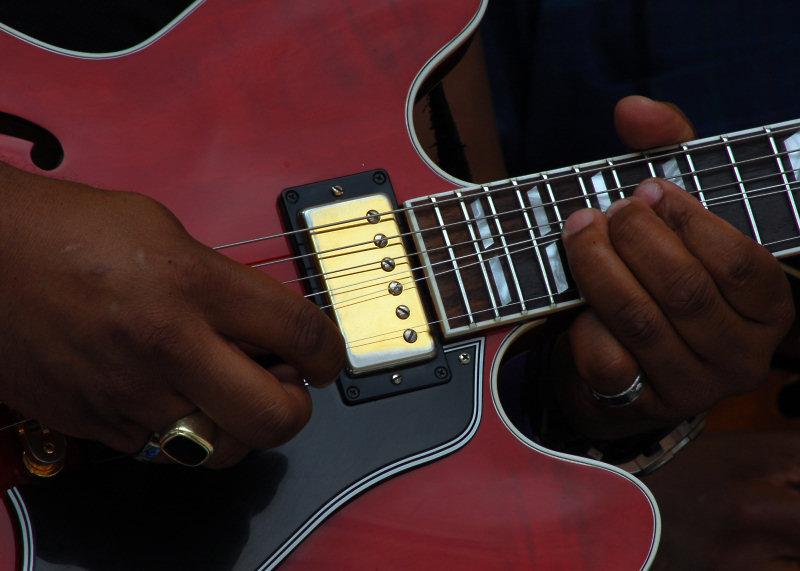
[3,128,800,436]
[232,130,800,293]
[284,170,800,299]
[276,167,800,312]
[270,177,800,353]
[214,122,800,255]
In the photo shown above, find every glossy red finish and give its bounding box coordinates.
[283,329,656,570]
[0,1,657,568]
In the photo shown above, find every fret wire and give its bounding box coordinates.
[456,189,500,319]
[645,155,657,178]
[766,127,800,235]
[608,159,625,200]
[513,179,556,305]
[574,166,593,209]
[431,196,474,326]
[723,136,762,243]
[484,185,527,311]
[540,172,564,230]
[682,146,708,207]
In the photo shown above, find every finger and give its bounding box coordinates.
[203,429,251,469]
[635,178,793,329]
[561,207,703,413]
[568,309,642,398]
[183,249,346,388]
[602,188,748,369]
[614,95,696,150]
[175,332,314,451]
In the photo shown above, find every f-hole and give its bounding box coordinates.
[0,112,64,171]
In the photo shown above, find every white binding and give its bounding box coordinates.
[0,0,206,60]
[489,322,661,570]
[260,338,485,570]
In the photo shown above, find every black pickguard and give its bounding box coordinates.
[11,340,481,570]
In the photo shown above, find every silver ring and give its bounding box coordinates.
[591,371,646,407]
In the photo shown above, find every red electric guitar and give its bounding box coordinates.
[1,1,799,569]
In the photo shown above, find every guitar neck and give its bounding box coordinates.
[406,119,800,338]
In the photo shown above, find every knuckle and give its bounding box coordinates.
[610,295,664,347]
[286,302,334,357]
[248,399,309,449]
[719,240,761,290]
[661,263,717,318]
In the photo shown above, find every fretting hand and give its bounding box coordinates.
[552,96,794,439]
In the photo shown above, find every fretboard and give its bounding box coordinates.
[405,119,800,337]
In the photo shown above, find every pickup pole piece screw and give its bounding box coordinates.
[381,257,396,272]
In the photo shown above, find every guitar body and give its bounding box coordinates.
[0,1,658,569]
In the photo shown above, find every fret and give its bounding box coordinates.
[766,128,800,236]
[431,195,474,327]
[610,155,654,198]
[574,166,594,209]
[457,191,500,318]
[512,179,556,305]
[484,186,527,311]
[720,128,800,252]
[645,156,657,179]
[682,148,708,208]
[468,196,512,308]
[522,182,570,295]
[607,159,625,201]
[723,136,762,244]
[541,172,563,226]
[784,130,800,179]
[545,169,590,221]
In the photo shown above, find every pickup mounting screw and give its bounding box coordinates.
[346,386,360,399]
[332,185,344,197]
[391,374,402,385]
[435,366,448,379]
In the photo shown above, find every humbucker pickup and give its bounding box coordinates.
[280,170,450,403]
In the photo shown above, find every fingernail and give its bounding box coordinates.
[563,209,596,236]
[635,179,664,207]
[605,198,630,218]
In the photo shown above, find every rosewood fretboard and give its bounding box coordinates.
[405,120,800,337]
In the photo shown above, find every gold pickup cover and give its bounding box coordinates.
[302,194,434,374]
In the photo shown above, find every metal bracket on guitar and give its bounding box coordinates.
[280,170,451,404]
[15,417,67,478]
